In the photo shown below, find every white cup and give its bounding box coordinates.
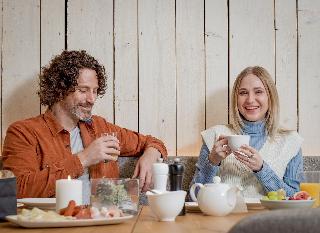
[147,190,187,221]
[226,135,250,152]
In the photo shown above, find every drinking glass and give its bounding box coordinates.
[300,171,320,207]
[90,178,139,215]
[102,132,119,162]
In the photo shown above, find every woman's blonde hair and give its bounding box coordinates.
[230,66,280,138]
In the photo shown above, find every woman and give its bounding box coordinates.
[191,66,303,198]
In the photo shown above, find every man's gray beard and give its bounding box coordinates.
[70,106,92,122]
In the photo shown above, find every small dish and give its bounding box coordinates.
[185,198,263,212]
[260,199,315,210]
[244,198,263,209]
[185,202,201,212]
[17,198,56,210]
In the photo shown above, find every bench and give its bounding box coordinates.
[118,156,320,204]
[1,156,319,204]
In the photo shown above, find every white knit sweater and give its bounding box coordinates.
[201,125,303,197]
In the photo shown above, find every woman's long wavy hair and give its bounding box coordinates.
[230,66,281,138]
[38,50,107,107]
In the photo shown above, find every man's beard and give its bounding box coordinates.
[69,104,93,122]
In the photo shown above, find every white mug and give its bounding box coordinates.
[226,135,250,152]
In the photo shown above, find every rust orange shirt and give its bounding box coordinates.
[2,110,167,198]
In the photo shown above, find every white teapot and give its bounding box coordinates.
[189,176,238,216]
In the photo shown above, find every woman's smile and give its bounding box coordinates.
[237,74,269,122]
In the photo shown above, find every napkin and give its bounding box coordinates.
[231,189,248,213]
[0,170,17,221]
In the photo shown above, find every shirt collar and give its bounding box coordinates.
[43,109,94,136]
[43,110,65,135]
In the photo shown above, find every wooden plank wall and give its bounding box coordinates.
[2,0,40,147]
[1,0,320,157]
[40,0,65,113]
[139,0,177,156]
[299,0,320,156]
[176,0,205,156]
[275,0,298,131]
[114,0,138,131]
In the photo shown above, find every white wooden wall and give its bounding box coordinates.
[1,0,320,157]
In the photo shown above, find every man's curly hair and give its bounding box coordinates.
[38,50,107,107]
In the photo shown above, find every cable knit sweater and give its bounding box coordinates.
[190,120,304,197]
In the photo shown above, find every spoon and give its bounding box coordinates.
[147,189,163,194]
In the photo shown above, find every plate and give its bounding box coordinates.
[17,198,56,210]
[244,198,263,209]
[17,203,24,208]
[186,198,263,212]
[260,199,315,210]
[5,215,134,228]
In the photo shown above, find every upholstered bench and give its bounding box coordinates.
[118,156,320,205]
[0,156,319,204]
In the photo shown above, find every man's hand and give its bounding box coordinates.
[77,134,120,168]
[132,147,161,192]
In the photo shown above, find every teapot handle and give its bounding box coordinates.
[189,183,204,202]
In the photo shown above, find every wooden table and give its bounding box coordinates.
[134,207,265,233]
[0,206,265,233]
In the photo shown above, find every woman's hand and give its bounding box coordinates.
[208,135,232,165]
[234,144,263,172]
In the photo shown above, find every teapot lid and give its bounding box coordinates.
[212,176,221,184]
[204,176,230,189]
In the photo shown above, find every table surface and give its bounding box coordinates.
[0,206,266,233]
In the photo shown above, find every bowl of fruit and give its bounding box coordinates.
[260,189,315,210]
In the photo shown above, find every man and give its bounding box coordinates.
[2,50,167,203]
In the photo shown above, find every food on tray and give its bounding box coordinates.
[61,200,77,216]
[91,206,124,218]
[18,208,74,222]
[261,189,286,200]
[262,189,312,201]
[288,191,311,200]
[17,200,125,222]
[59,200,124,219]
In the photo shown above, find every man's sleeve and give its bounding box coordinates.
[104,121,168,158]
[2,123,83,198]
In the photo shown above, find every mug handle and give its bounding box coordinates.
[189,183,204,202]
